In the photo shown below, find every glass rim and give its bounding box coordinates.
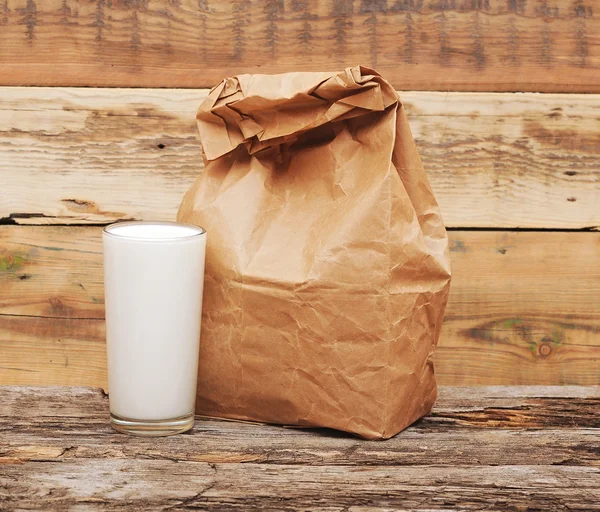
[103,221,206,242]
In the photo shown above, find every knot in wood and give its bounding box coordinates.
[539,343,552,358]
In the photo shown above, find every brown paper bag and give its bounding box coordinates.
[178,66,451,439]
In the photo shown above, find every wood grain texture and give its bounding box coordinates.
[1,227,598,388]
[0,1,599,92]
[1,386,599,511]
[1,87,598,229]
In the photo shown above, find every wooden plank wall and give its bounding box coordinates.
[0,0,599,389]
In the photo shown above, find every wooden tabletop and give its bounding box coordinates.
[1,386,599,511]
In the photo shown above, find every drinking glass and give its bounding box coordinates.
[103,221,206,436]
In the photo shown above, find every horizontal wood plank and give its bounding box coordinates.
[1,386,598,510]
[1,227,598,388]
[1,386,598,466]
[4,461,598,510]
[0,1,599,92]
[1,88,598,229]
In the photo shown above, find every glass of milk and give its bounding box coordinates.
[103,221,206,436]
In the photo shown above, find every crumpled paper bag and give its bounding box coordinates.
[178,66,451,439]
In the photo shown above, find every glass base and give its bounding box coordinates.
[110,412,194,436]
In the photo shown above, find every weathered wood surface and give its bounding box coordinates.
[1,386,599,510]
[1,227,598,388]
[0,1,599,92]
[1,88,599,229]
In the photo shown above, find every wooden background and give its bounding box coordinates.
[0,0,598,389]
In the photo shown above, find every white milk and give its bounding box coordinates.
[103,222,206,425]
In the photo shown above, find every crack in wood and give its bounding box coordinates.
[0,312,104,321]
[0,365,39,373]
